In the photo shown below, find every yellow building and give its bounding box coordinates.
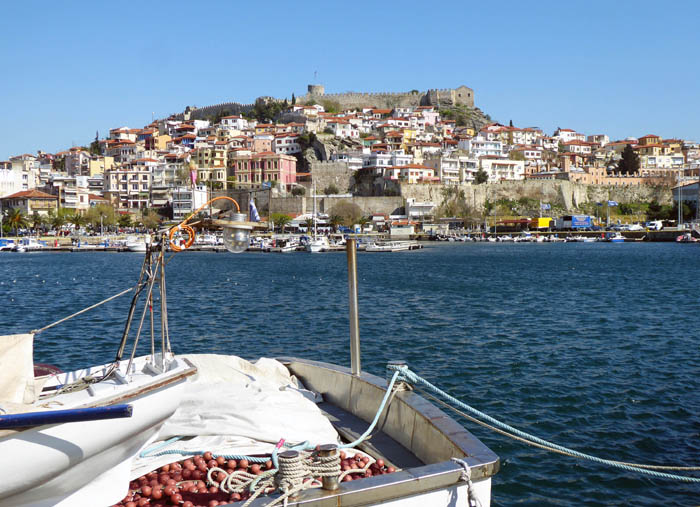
[88,156,114,176]
[637,134,662,146]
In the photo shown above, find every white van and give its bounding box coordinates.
[646,220,663,230]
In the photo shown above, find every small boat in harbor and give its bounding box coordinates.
[13,238,45,252]
[0,198,498,506]
[125,235,150,252]
[306,235,330,253]
[365,240,422,252]
[607,232,626,243]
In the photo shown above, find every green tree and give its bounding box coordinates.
[291,93,296,105]
[30,212,44,233]
[270,213,292,233]
[329,201,363,225]
[304,217,314,233]
[329,215,343,232]
[70,212,87,231]
[86,204,116,231]
[474,168,488,184]
[323,184,340,195]
[617,144,640,175]
[140,209,161,230]
[7,208,29,235]
[118,214,132,228]
[291,186,305,196]
[647,199,664,220]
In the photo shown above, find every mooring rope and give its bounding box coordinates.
[388,364,700,483]
[418,388,700,472]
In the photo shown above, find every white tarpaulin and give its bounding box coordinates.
[131,354,340,477]
[0,333,37,408]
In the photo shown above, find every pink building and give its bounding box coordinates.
[230,152,297,190]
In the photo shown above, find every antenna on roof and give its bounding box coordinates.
[314,70,318,82]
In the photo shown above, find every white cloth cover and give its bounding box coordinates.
[0,333,36,408]
[131,354,340,477]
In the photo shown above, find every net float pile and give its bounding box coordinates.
[113,449,396,506]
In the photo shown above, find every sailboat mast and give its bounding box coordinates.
[313,181,317,238]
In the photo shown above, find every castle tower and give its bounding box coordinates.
[307,84,325,96]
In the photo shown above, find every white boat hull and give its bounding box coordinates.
[0,357,194,507]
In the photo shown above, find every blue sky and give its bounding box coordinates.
[1,0,699,160]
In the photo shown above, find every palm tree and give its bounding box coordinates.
[30,212,44,233]
[51,210,67,232]
[305,217,314,234]
[270,213,292,233]
[329,215,343,232]
[358,216,370,231]
[69,212,87,233]
[7,208,29,235]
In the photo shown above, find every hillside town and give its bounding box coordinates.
[1,84,699,231]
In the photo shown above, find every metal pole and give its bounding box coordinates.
[346,238,361,376]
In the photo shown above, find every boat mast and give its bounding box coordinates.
[313,180,317,239]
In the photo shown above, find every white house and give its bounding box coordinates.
[459,136,505,157]
[480,158,525,181]
[0,168,23,198]
[424,156,460,185]
[220,115,249,131]
[554,128,586,143]
[273,133,301,155]
[326,119,359,138]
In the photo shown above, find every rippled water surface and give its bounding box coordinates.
[1,243,699,506]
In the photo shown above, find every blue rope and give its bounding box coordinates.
[338,370,401,449]
[388,364,700,483]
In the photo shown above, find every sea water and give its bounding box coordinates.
[0,243,698,505]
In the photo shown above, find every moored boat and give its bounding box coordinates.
[0,196,498,507]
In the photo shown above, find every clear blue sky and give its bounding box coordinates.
[2,0,699,160]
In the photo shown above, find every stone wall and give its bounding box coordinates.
[317,196,404,216]
[172,101,255,121]
[270,195,403,217]
[298,85,475,110]
[309,161,354,194]
[399,181,673,212]
[270,196,306,216]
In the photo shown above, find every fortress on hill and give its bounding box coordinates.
[299,84,475,109]
[175,84,475,121]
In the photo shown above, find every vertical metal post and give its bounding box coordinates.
[346,238,361,376]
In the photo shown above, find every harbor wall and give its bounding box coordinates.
[399,181,673,211]
[270,195,403,217]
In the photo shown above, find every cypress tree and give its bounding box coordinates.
[617,144,640,174]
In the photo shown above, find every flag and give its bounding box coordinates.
[607,200,618,206]
[249,199,260,222]
[190,169,197,186]
[540,203,551,210]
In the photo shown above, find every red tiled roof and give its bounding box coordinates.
[2,189,57,200]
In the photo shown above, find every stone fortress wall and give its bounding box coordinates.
[170,84,475,121]
[172,101,255,121]
[298,84,475,110]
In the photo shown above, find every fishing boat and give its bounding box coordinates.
[0,197,498,507]
[126,235,150,252]
[607,232,626,243]
[365,240,422,252]
[13,238,45,252]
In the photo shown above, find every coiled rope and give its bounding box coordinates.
[388,364,700,483]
